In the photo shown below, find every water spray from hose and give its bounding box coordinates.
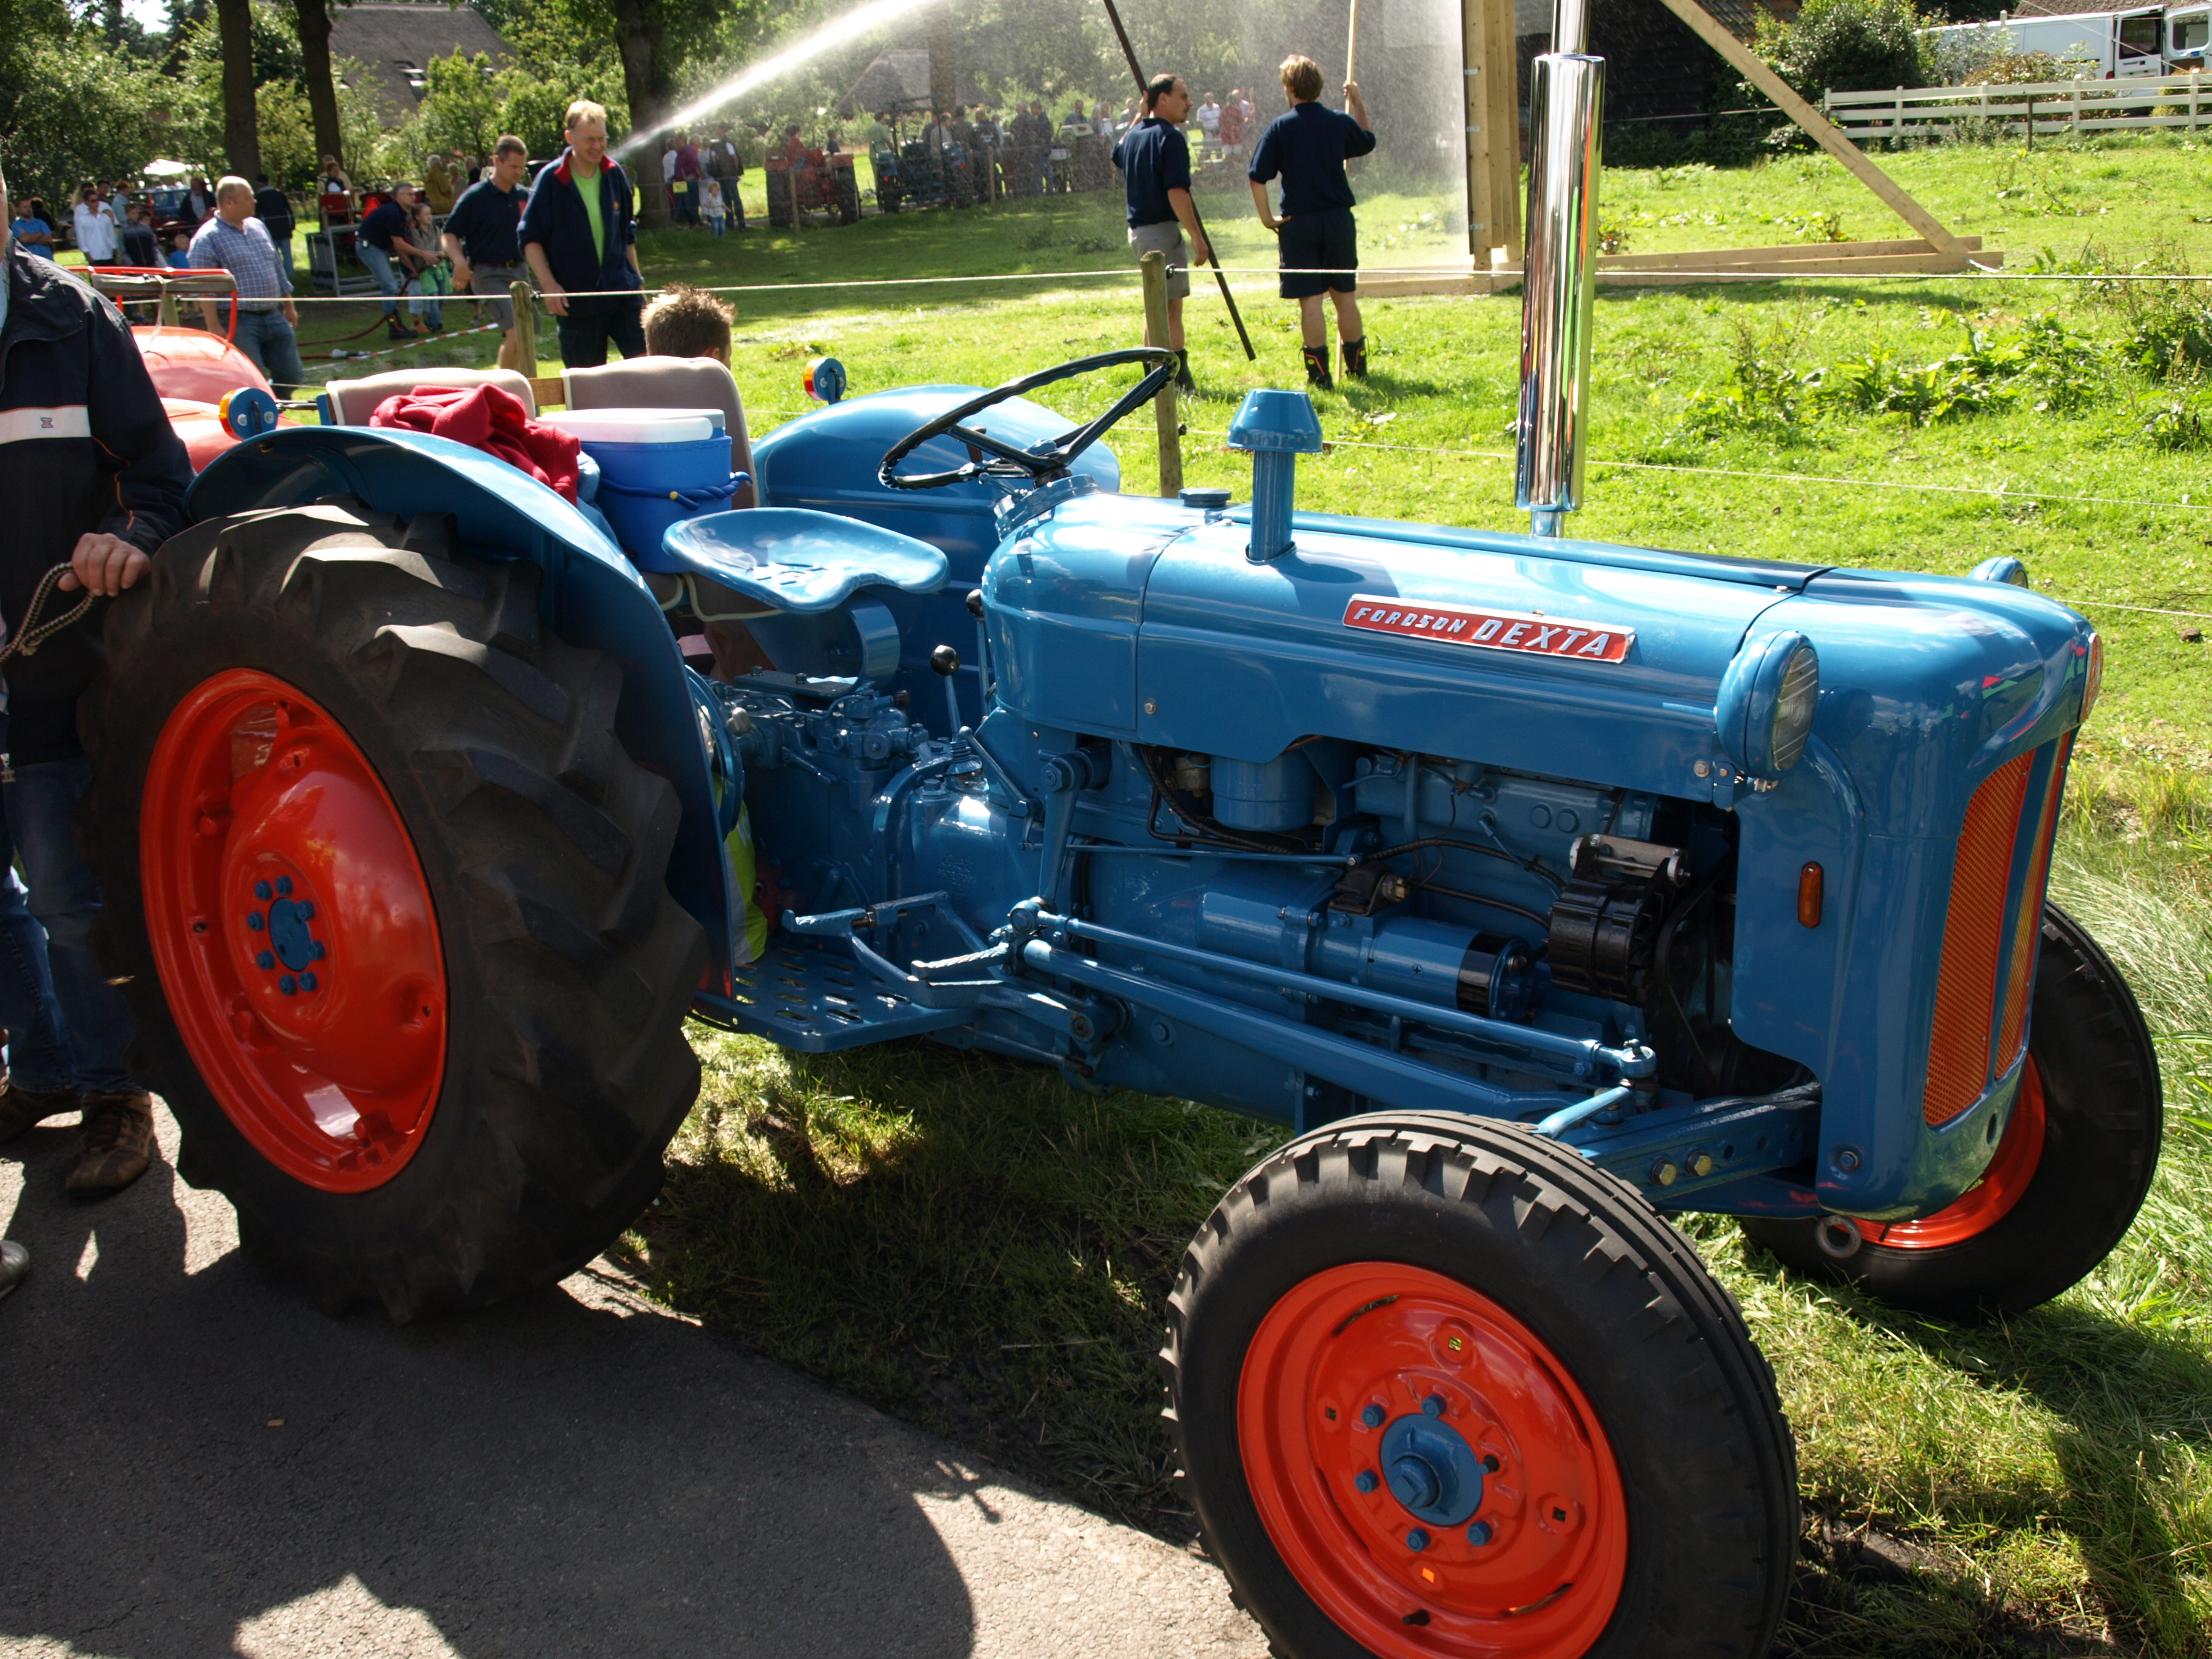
[617,0,947,158]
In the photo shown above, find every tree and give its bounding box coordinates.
[414,51,506,159]
[1752,0,1934,98]
[215,0,261,175]
[0,25,167,206]
[293,0,346,169]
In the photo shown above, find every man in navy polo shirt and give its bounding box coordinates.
[1110,73,1208,394]
[520,100,646,368]
[1247,53,1376,390]
[358,183,423,343]
[443,134,531,370]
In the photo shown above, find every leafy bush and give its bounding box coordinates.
[2143,401,2211,449]
[1680,320,1820,435]
[2123,298,2212,381]
[1751,0,1934,99]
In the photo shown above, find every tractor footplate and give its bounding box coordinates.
[718,943,971,1052]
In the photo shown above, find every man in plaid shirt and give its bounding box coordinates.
[186,176,305,395]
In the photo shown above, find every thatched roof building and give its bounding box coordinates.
[323,2,514,119]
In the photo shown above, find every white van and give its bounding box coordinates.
[2169,4,2210,65]
[1922,7,2181,78]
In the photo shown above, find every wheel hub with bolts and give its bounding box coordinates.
[141,669,447,1193]
[1238,1262,1626,1652]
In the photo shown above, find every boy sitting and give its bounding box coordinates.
[642,281,733,361]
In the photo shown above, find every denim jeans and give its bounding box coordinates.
[360,242,401,317]
[0,811,74,1095]
[3,756,136,1093]
[226,307,307,394]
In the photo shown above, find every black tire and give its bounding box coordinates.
[1742,900,2160,1322]
[766,171,794,229]
[1163,1113,1797,1659]
[836,175,861,224]
[80,501,706,1319]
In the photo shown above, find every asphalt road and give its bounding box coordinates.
[0,1104,1267,1659]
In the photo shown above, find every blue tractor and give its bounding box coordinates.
[81,30,2156,1659]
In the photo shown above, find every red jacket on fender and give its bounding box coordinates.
[0,247,191,764]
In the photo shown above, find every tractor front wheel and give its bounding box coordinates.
[81,502,706,1319]
[1742,901,2160,1321]
[1164,1113,1797,1659]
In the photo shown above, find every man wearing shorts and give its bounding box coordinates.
[443,134,531,370]
[1247,54,1376,390]
[1110,73,1208,394]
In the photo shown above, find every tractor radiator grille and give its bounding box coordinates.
[1923,740,2068,1127]
[1995,732,2073,1074]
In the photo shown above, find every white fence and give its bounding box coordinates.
[1823,74,2210,139]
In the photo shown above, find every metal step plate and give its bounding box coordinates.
[722,942,971,1053]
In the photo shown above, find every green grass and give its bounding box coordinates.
[289,137,2212,1652]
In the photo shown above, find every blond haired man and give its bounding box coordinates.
[520,100,647,366]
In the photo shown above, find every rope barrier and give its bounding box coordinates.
[248,264,2212,303]
[1184,427,2207,515]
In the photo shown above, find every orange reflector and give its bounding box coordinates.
[1797,863,1823,928]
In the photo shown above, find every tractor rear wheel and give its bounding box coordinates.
[1164,1113,1797,1659]
[80,501,706,1319]
[1741,902,2160,1322]
[766,171,794,228]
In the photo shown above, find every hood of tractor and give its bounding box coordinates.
[984,492,2096,837]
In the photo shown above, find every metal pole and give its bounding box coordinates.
[1141,250,1184,497]
[1517,0,1604,538]
[1100,0,1258,360]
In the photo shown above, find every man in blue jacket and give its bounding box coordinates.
[1247,54,1376,390]
[520,101,647,368]
[0,161,193,1198]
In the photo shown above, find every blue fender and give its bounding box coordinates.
[185,425,736,975]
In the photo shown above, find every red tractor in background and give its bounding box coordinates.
[764,146,862,227]
[95,268,287,471]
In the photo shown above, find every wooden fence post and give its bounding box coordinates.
[510,280,537,377]
[1139,250,1182,499]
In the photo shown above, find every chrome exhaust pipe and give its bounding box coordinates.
[1516,0,1605,538]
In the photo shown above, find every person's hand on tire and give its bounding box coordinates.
[63,532,147,597]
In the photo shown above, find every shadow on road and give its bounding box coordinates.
[0,1114,988,1659]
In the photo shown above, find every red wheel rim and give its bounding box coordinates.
[1238,1263,1627,1658]
[1860,1060,2047,1250]
[141,669,447,1193]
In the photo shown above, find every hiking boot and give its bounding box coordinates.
[0,1079,82,1144]
[64,1091,155,1197]
[1341,336,1369,378]
[0,1239,25,1303]
[1302,344,1335,391]
[386,321,414,342]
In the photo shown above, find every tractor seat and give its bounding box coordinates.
[659,509,945,612]
[323,366,538,426]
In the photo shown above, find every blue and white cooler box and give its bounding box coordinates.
[540,407,749,562]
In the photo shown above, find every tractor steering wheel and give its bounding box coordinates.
[877,347,1180,492]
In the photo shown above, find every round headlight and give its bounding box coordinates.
[1769,642,1820,771]
[1715,630,1820,782]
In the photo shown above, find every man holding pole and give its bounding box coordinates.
[1247,55,1375,390]
[1110,73,1207,395]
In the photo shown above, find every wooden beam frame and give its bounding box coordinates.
[1462,0,1521,267]
[1649,0,1971,260]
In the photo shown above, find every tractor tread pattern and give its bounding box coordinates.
[1160,1113,1796,1659]
[79,501,705,1321]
